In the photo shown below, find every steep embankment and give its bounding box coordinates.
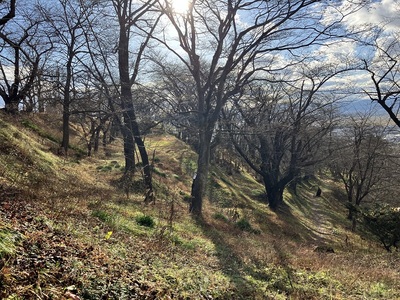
[0,112,399,299]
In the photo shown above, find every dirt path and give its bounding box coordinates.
[307,191,336,247]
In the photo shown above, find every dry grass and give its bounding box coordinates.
[0,112,399,299]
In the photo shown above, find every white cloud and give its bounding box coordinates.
[343,0,400,31]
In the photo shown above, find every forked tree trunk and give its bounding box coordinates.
[263,173,293,211]
[265,182,284,211]
[118,21,152,193]
[134,129,152,191]
[120,102,152,193]
[4,99,19,114]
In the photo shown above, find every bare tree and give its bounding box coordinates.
[362,36,400,128]
[155,0,359,215]
[0,0,16,26]
[146,61,198,146]
[224,71,338,210]
[329,112,391,229]
[78,0,161,195]
[112,0,158,190]
[38,0,95,154]
[0,4,52,114]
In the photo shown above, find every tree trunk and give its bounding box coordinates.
[118,14,136,175]
[118,16,152,192]
[351,216,357,231]
[121,108,153,192]
[4,99,19,114]
[347,201,358,220]
[133,126,152,190]
[347,207,353,220]
[265,183,284,211]
[190,129,212,215]
[61,108,70,155]
[94,128,100,153]
[121,113,135,173]
[349,202,360,231]
[61,47,73,155]
[262,173,288,211]
[125,106,153,191]
[288,179,299,195]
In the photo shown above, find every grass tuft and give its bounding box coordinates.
[0,225,23,258]
[136,214,155,228]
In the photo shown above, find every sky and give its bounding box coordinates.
[0,0,399,117]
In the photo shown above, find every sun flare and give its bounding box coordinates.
[170,0,191,14]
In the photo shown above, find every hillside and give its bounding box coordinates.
[0,112,399,300]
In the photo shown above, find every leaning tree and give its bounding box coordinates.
[77,0,162,196]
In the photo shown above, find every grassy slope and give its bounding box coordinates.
[0,112,399,300]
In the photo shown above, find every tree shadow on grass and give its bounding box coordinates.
[273,186,350,250]
[193,213,320,299]
[275,202,334,246]
[238,185,334,247]
[194,216,270,299]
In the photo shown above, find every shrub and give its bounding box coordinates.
[236,218,253,232]
[362,204,400,252]
[213,212,228,222]
[136,215,155,228]
[235,218,261,234]
[92,210,114,223]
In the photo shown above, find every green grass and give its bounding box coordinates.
[21,119,59,144]
[96,160,124,172]
[21,118,86,157]
[1,114,400,299]
[135,214,155,228]
[92,209,115,223]
[0,226,22,258]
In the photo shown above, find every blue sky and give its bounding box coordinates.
[1,0,399,118]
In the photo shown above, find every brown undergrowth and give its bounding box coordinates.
[0,112,399,299]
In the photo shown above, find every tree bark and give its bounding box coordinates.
[4,99,19,114]
[61,39,74,155]
[2,44,21,114]
[190,129,212,215]
[264,179,285,211]
[61,108,70,155]
[121,116,135,173]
